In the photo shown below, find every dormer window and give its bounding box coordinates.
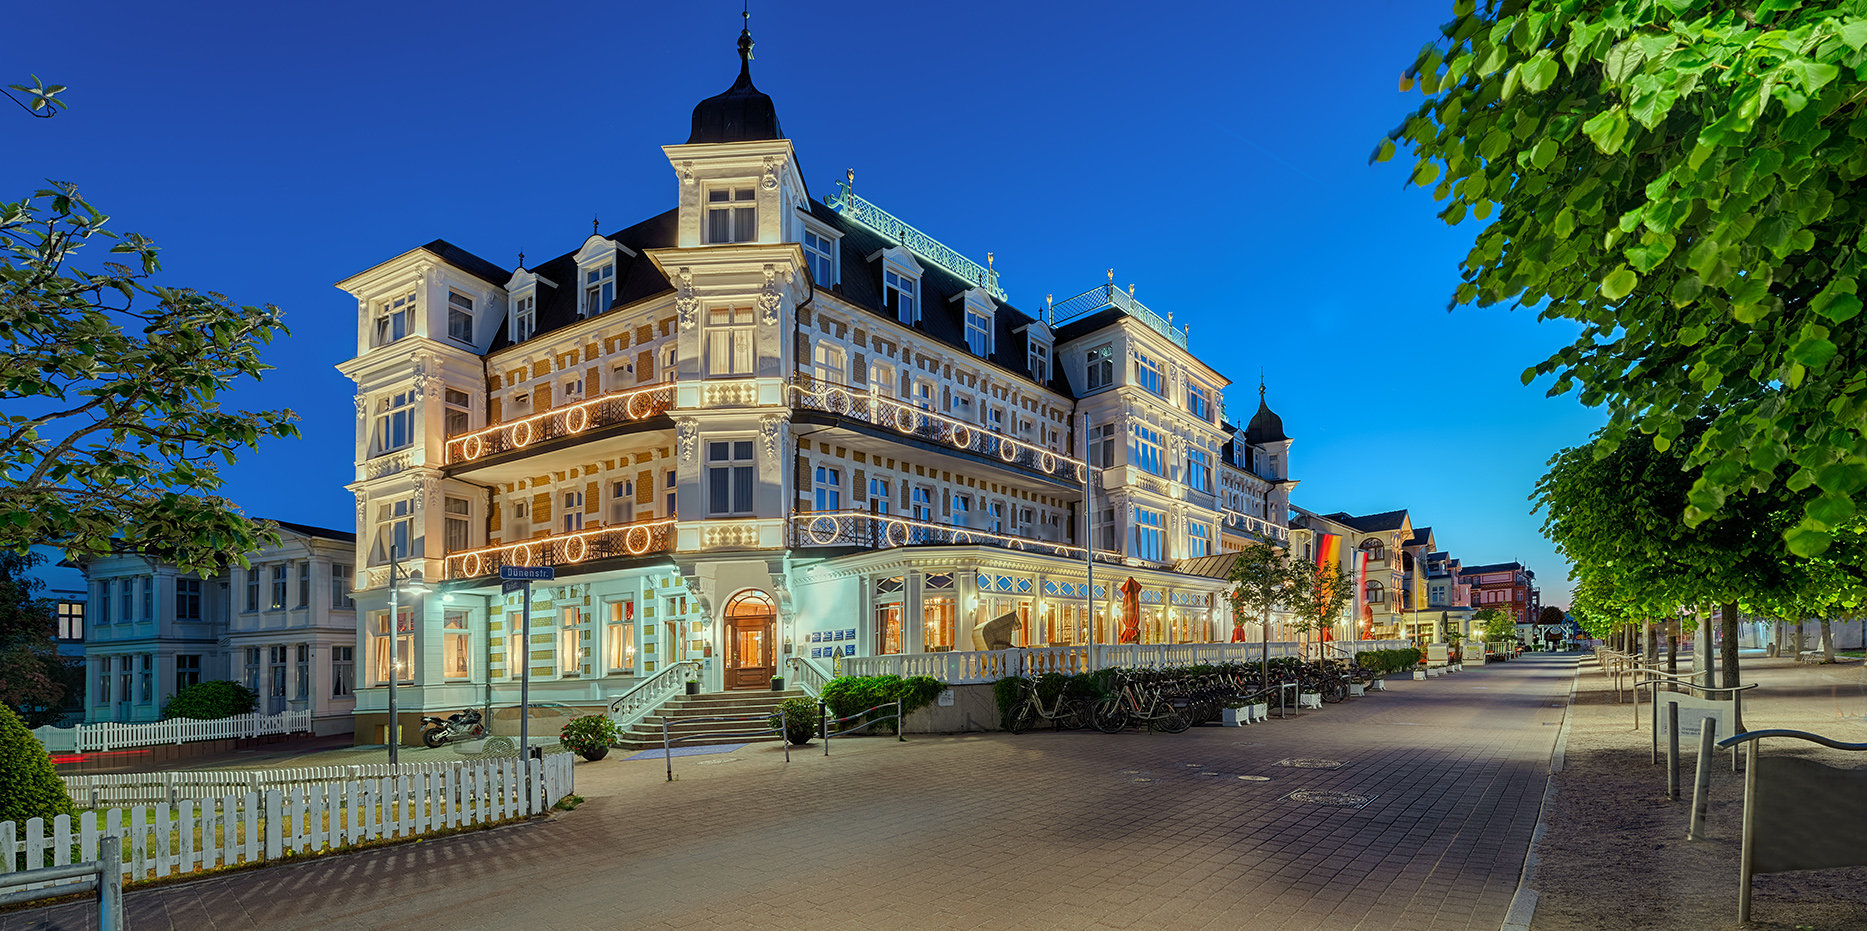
[1029,341,1051,384]
[372,291,416,347]
[446,292,473,343]
[584,264,614,317]
[707,187,757,243]
[885,270,917,324]
[965,308,991,356]
[803,228,836,285]
[511,293,537,342]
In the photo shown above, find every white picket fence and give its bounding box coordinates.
[60,760,513,808]
[31,711,312,754]
[4,754,572,888]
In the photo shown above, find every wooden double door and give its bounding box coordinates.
[724,590,777,690]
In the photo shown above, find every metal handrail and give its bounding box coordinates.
[444,383,675,464]
[1051,283,1189,349]
[820,699,905,755]
[444,519,676,580]
[1717,727,1867,752]
[789,381,1085,479]
[662,712,789,781]
[0,841,121,927]
[785,655,831,697]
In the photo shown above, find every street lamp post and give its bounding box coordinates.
[384,546,429,767]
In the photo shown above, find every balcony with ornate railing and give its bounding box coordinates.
[1221,510,1289,544]
[1050,282,1189,350]
[441,520,676,581]
[790,510,1126,565]
[790,378,1087,486]
[444,384,675,466]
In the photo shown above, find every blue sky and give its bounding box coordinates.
[7,0,1603,605]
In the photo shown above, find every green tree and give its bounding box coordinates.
[1286,558,1355,660]
[1,184,299,573]
[1227,539,1295,685]
[1476,606,1518,642]
[0,703,74,827]
[0,550,75,726]
[1381,0,1867,560]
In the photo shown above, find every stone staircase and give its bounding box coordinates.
[616,689,808,751]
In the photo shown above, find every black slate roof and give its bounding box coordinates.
[1406,526,1433,547]
[269,519,357,543]
[485,210,678,354]
[419,240,510,289]
[1461,561,1530,577]
[1324,509,1411,533]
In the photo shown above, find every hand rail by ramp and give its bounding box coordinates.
[1714,729,1867,923]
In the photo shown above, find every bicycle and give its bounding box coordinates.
[1006,677,1091,734]
[1092,671,1191,734]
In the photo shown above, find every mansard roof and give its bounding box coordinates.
[271,519,357,544]
[485,210,678,353]
[803,199,1072,396]
[1325,509,1411,533]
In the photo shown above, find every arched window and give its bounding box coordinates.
[723,590,775,619]
[1364,580,1385,603]
[1360,538,1385,562]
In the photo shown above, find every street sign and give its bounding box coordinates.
[500,566,555,581]
[501,580,527,595]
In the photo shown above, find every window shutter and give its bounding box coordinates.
[637,350,653,383]
[635,471,652,505]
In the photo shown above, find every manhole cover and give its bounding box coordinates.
[1282,790,1376,809]
[1183,763,1203,768]
[1237,775,1272,781]
[1131,777,1154,783]
[1118,769,1141,775]
[1275,758,1346,769]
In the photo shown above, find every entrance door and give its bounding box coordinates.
[723,590,776,690]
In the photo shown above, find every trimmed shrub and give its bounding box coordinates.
[0,704,74,826]
[771,696,820,745]
[558,715,618,760]
[161,680,258,720]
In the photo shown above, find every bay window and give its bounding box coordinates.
[371,610,414,683]
[1130,424,1165,476]
[1134,507,1165,561]
[375,391,415,454]
[372,291,415,347]
[706,307,754,376]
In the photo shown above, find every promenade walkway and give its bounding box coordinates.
[4,654,1579,931]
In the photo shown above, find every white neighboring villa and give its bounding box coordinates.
[77,521,359,736]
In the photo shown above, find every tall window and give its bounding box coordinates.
[56,601,83,640]
[268,646,287,704]
[1188,447,1213,493]
[332,646,354,697]
[373,291,415,346]
[813,343,846,385]
[331,565,354,609]
[923,596,955,652]
[511,293,536,342]
[141,577,152,621]
[174,578,199,621]
[1134,508,1165,561]
[1135,351,1165,397]
[245,569,259,613]
[912,487,934,522]
[1365,580,1386,603]
[559,607,581,676]
[446,292,474,342]
[1188,521,1211,558]
[869,363,896,397]
[1086,344,1114,390]
[139,655,152,703]
[707,441,755,516]
[444,388,471,437]
[1028,341,1050,383]
[372,611,414,683]
[609,480,633,524]
[814,466,841,512]
[1360,538,1386,561]
[376,391,415,454]
[445,496,471,551]
[885,270,917,323]
[706,187,757,243]
[867,477,891,515]
[1089,423,1116,467]
[583,263,615,316]
[444,610,470,679]
[706,307,755,376]
[297,562,310,608]
[1096,508,1117,559]
[99,583,111,626]
[1130,424,1165,476]
[1188,382,1214,421]
[377,498,414,564]
[665,469,677,517]
[803,228,834,284]
[176,655,201,692]
[244,647,260,692]
[292,644,309,700]
[965,308,991,355]
[951,494,970,526]
[270,565,286,610]
[121,579,135,622]
[875,603,903,655]
[563,490,585,532]
[98,657,111,704]
[607,601,636,671]
[987,500,1003,534]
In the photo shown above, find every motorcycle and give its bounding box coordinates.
[419,708,486,748]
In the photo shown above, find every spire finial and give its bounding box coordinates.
[738,3,755,68]
[592,214,600,235]
[517,250,525,269]
[1260,369,1267,400]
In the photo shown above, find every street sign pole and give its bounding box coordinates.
[500,565,554,762]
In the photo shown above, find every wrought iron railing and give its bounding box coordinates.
[826,181,1004,300]
[1050,282,1188,349]
[790,378,1086,483]
[790,510,1123,564]
[1221,510,1289,543]
[445,384,675,465]
[442,520,676,580]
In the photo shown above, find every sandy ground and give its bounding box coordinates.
[1531,653,1867,931]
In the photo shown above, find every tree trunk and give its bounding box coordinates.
[1697,607,1716,689]
[1721,602,1741,689]
[1822,617,1834,664]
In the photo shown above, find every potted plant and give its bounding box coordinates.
[559,715,619,762]
[770,674,785,692]
[771,696,818,746]
[684,668,700,695]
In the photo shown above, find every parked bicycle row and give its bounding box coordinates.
[994,653,1421,735]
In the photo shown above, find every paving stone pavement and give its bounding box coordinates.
[3,654,1579,931]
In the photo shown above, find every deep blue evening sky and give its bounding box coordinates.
[7,0,1602,605]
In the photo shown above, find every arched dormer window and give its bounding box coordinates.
[1360,538,1385,562]
[1364,580,1385,603]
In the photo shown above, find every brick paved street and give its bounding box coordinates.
[4,655,1577,931]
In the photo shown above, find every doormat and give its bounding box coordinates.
[623,743,746,761]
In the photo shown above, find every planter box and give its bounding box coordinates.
[1222,706,1247,727]
[1298,692,1323,710]
[1367,679,1387,692]
[1348,683,1366,698]
[1413,670,1427,680]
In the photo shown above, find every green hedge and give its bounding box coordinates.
[819,675,944,734]
[1353,649,1423,676]
[0,704,74,827]
[161,680,258,720]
